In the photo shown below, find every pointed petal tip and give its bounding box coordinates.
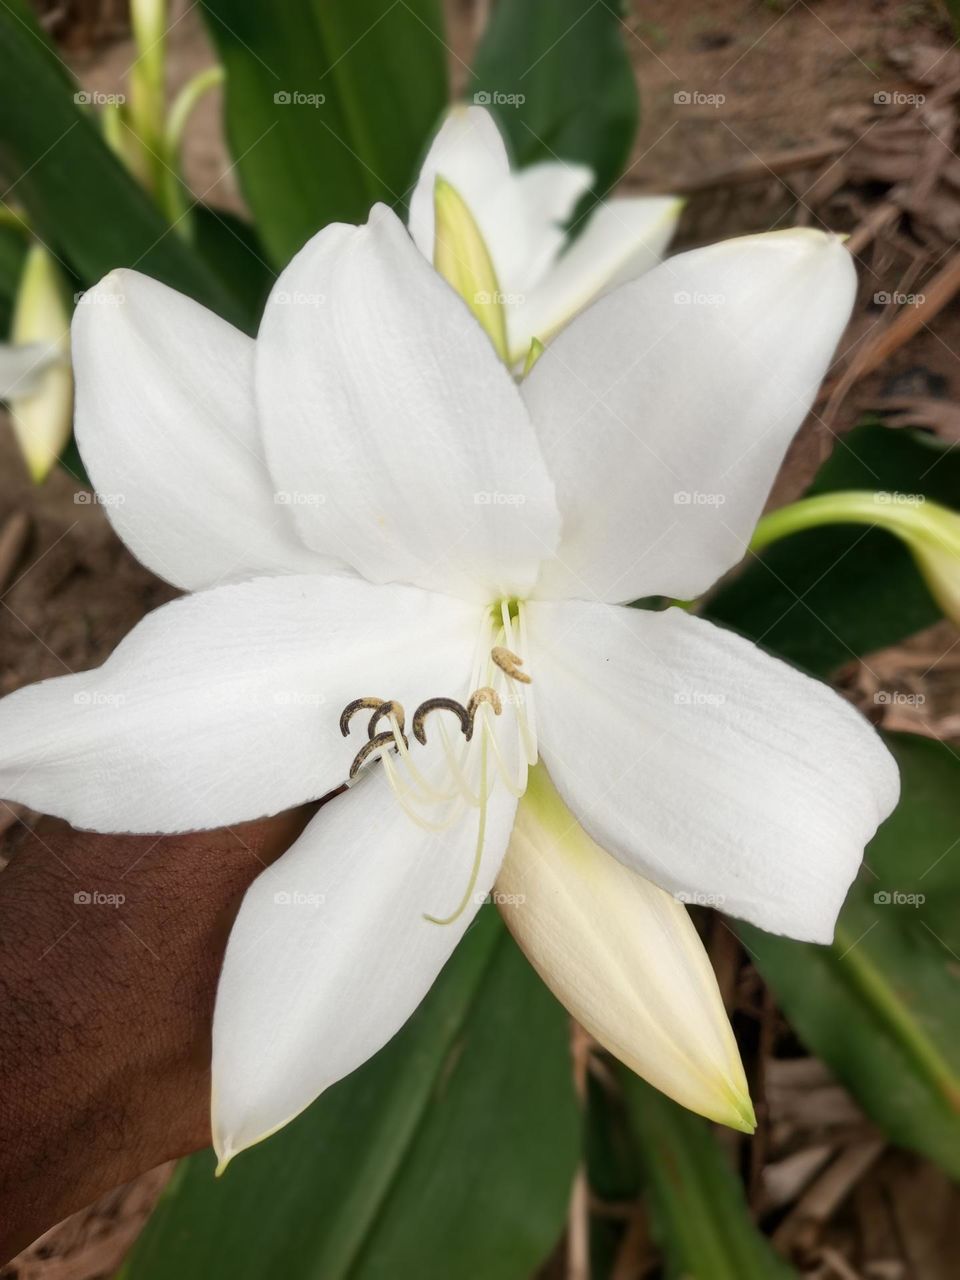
[727,1090,757,1135]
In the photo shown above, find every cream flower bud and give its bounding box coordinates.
[496,766,756,1132]
[9,243,72,482]
[432,174,509,362]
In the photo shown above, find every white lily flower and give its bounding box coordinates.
[0,207,899,1168]
[408,104,681,362]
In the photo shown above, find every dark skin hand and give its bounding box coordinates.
[0,802,320,1263]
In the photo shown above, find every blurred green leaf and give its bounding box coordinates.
[191,205,276,320]
[0,224,28,335]
[0,4,247,329]
[200,0,448,266]
[122,910,578,1280]
[707,423,960,678]
[741,733,960,1179]
[470,0,638,199]
[620,1071,793,1279]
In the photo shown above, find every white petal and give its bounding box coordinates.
[525,600,899,943]
[507,196,681,360]
[524,229,857,602]
[0,575,481,833]
[256,204,559,601]
[498,767,753,1129]
[486,159,593,299]
[212,765,517,1164]
[72,271,330,592]
[0,340,62,398]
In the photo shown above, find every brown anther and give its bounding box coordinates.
[367,699,406,740]
[348,731,400,780]
[340,696,386,738]
[467,686,503,719]
[412,697,472,745]
[491,646,531,684]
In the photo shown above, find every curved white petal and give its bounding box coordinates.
[507,196,681,361]
[525,601,899,943]
[408,104,592,299]
[72,270,330,592]
[0,575,481,833]
[0,340,63,397]
[524,229,857,603]
[498,766,753,1130]
[212,765,517,1164]
[256,204,560,601]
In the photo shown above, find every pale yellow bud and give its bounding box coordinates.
[9,244,73,483]
[432,176,509,363]
[497,766,755,1132]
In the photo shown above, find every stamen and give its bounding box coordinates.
[424,730,490,927]
[437,718,482,806]
[340,696,385,738]
[412,696,472,745]
[467,685,502,724]
[367,699,405,739]
[349,730,401,780]
[491,646,531,684]
[382,754,466,832]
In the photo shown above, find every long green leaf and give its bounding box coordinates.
[200,0,448,266]
[0,3,247,327]
[741,733,960,1178]
[470,0,638,198]
[707,423,960,678]
[122,910,578,1279]
[620,1071,794,1279]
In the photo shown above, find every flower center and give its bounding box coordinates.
[338,600,538,924]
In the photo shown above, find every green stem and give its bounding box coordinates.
[750,490,933,553]
[159,64,226,226]
[834,925,960,1112]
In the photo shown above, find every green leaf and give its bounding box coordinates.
[470,0,638,198]
[0,223,28,335]
[191,205,276,320]
[620,1070,793,1279]
[0,3,248,328]
[707,423,960,679]
[122,911,578,1280]
[740,733,960,1179]
[200,0,448,266]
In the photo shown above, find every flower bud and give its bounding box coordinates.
[432,175,509,362]
[8,244,72,482]
[496,766,755,1132]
